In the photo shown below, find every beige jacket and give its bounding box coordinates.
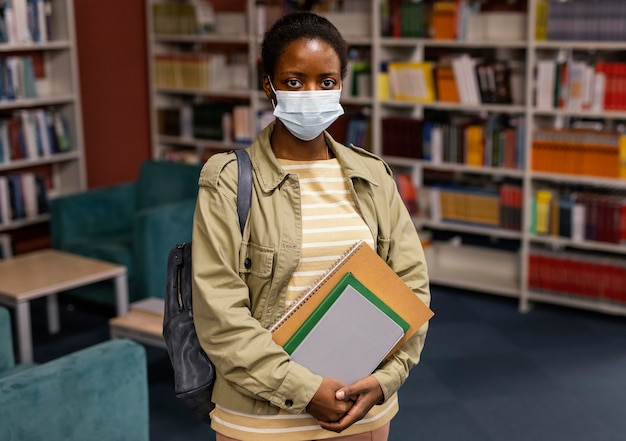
[192,121,430,416]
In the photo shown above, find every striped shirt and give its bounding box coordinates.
[279,158,375,307]
[210,158,396,440]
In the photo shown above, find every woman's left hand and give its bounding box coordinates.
[315,375,384,433]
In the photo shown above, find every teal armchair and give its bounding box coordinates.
[0,306,149,440]
[50,160,203,305]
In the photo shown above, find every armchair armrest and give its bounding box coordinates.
[0,339,149,441]
[133,198,197,299]
[50,183,137,248]
[0,307,15,373]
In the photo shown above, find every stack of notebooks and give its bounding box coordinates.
[270,241,433,384]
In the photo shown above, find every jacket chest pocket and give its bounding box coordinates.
[239,241,274,278]
[239,241,275,321]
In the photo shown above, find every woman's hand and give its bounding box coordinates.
[306,378,354,423]
[317,375,384,433]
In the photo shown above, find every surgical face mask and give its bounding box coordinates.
[270,81,344,141]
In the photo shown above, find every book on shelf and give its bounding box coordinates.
[432,1,458,40]
[0,176,10,226]
[270,240,433,384]
[434,59,460,103]
[394,172,418,216]
[528,249,626,304]
[387,61,435,103]
[532,129,624,178]
[2,172,48,222]
[381,116,423,158]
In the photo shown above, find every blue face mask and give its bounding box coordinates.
[270,81,344,141]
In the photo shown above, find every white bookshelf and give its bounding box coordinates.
[145,0,626,316]
[0,0,86,236]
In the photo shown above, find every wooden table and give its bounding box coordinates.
[110,297,165,348]
[0,249,128,363]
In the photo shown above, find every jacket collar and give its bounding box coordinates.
[249,121,381,193]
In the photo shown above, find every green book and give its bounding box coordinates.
[283,272,409,384]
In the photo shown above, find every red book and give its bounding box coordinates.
[620,200,626,244]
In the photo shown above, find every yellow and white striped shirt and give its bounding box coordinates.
[280,158,375,307]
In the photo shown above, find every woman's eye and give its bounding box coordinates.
[321,79,335,89]
[287,79,301,88]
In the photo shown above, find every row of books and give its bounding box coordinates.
[383,55,522,106]
[528,250,626,304]
[426,116,525,169]
[0,55,39,101]
[0,0,52,45]
[0,172,48,226]
[380,0,526,42]
[153,53,248,91]
[381,115,526,169]
[380,0,431,38]
[536,58,626,112]
[152,1,217,35]
[531,128,626,179]
[157,104,271,144]
[426,183,522,230]
[531,189,626,245]
[0,108,70,163]
[536,0,626,42]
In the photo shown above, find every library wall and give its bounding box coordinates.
[73,0,245,189]
[74,0,152,188]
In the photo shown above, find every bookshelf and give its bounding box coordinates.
[0,0,86,253]
[145,0,626,316]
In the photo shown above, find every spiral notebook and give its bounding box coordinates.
[283,272,410,384]
[271,241,434,382]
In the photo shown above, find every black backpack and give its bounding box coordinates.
[163,149,252,423]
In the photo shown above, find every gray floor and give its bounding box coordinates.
[29,285,626,441]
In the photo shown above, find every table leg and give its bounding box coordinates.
[114,274,129,316]
[15,301,33,364]
[47,293,60,334]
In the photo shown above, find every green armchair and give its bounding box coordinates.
[0,306,149,440]
[50,160,203,305]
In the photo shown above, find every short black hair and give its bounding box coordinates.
[261,12,348,80]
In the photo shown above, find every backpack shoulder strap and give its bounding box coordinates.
[233,149,252,234]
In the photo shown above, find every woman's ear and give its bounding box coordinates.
[262,75,274,101]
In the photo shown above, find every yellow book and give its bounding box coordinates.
[464,124,484,166]
[535,0,549,41]
[535,190,553,235]
[387,62,435,103]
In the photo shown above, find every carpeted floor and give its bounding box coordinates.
[27,285,626,441]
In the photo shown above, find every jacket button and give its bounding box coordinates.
[244,257,252,269]
[285,399,293,407]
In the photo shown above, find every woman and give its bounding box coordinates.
[191,11,430,441]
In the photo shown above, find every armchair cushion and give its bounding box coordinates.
[0,339,149,441]
[0,306,149,441]
[50,182,136,248]
[136,160,203,210]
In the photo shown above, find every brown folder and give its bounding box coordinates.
[270,241,433,357]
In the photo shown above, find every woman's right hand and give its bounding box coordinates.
[306,378,353,423]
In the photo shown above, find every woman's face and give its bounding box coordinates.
[265,38,342,96]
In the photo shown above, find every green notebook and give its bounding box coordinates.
[283,272,410,385]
